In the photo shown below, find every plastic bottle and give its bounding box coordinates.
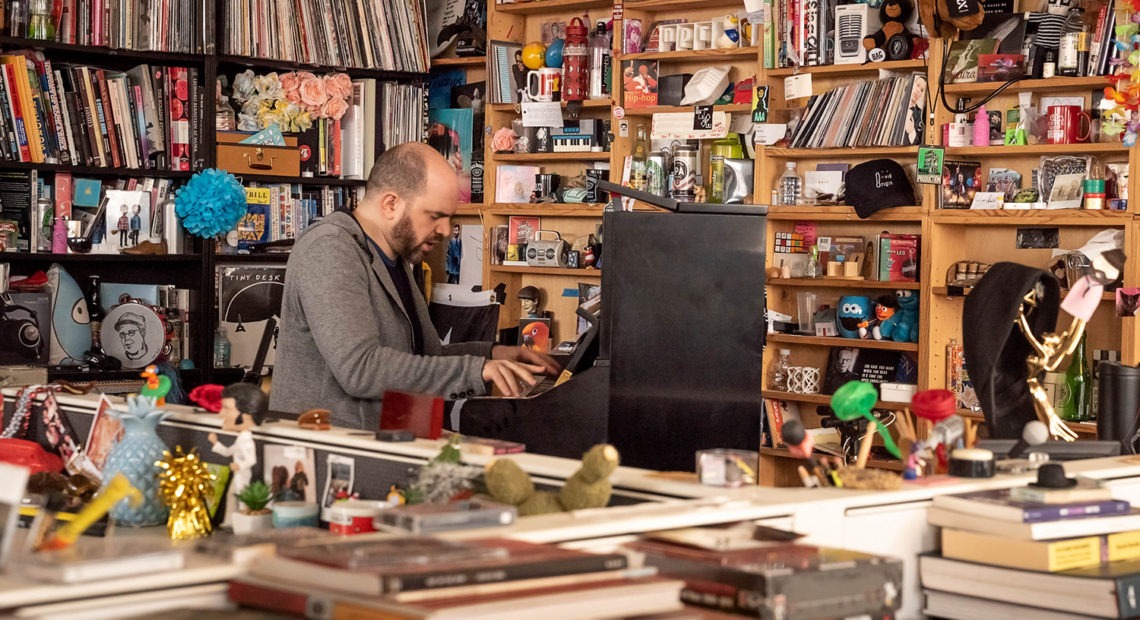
[1058,3,1088,77]
[86,275,106,351]
[803,245,822,279]
[213,327,232,368]
[27,0,52,39]
[588,21,611,100]
[778,162,802,206]
[769,349,793,391]
[973,105,989,147]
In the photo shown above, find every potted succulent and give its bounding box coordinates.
[232,480,274,534]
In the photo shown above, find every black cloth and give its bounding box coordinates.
[372,240,425,356]
[963,262,1061,439]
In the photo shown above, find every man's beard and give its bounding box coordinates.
[392,213,441,263]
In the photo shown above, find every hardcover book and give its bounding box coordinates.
[931,488,1131,522]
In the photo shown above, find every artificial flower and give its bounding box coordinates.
[174,169,247,238]
[299,76,329,106]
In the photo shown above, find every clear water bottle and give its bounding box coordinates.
[213,327,231,368]
[769,348,793,391]
[778,162,802,206]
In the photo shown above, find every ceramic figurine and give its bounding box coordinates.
[208,383,268,526]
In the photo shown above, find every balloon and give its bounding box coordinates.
[522,42,546,70]
[545,38,565,68]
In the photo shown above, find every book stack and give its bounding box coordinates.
[231,536,685,619]
[623,529,904,618]
[921,481,1140,618]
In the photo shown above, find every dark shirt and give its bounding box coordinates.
[370,238,424,355]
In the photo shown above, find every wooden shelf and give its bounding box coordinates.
[0,36,206,64]
[766,58,927,77]
[760,446,906,471]
[957,410,1097,435]
[943,76,1109,96]
[931,286,1116,301]
[495,0,611,14]
[762,390,911,411]
[944,143,1127,156]
[621,103,751,116]
[489,99,612,112]
[215,253,290,263]
[485,203,607,216]
[455,204,485,216]
[430,56,486,68]
[769,278,921,290]
[490,265,601,277]
[494,152,610,162]
[239,174,365,187]
[625,0,746,9]
[617,46,760,63]
[931,209,1132,226]
[767,333,919,352]
[0,161,192,179]
[2,252,203,263]
[765,205,925,221]
[215,54,426,81]
[765,146,919,158]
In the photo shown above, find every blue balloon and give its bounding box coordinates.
[545,38,565,68]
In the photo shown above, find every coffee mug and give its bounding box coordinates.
[526,68,560,102]
[1046,105,1091,144]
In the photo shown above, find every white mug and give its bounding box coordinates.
[694,22,713,50]
[526,68,560,102]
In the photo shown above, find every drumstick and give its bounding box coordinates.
[856,422,877,469]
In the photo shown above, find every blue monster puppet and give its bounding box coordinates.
[835,295,873,339]
[878,290,919,342]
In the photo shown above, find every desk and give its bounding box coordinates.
[6,391,1140,618]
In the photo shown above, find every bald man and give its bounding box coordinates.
[272,143,559,429]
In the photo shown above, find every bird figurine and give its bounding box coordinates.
[139,365,172,406]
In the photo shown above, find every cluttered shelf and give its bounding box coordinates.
[944,143,1127,156]
[930,209,1131,226]
[621,103,751,116]
[495,0,612,14]
[489,265,601,277]
[764,146,919,159]
[0,35,207,64]
[430,56,486,67]
[760,446,907,472]
[238,174,366,187]
[956,409,1098,435]
[0,253,203,263]
[494,152,611,162]
[767,333,920,352]
[765,59,927,77]
[761,390,909,412]
[769,278,921,290]
[943,75,1108,96]
[214,253,291,263]
[0,161,193,179]
[617,46,760,63]
[765,205,926,221]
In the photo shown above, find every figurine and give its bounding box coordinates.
[484,444,619,516]
[139,364,172,406]
[863,294,898,340]
[878,290,919,343]
[836,295,873,339]
[445,224,462,284]
[518,285,542,318]
[903,441,928,480]
[207,383,268,526]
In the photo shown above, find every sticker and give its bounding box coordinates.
[784,74,812,101]
[612,0,623,20]
[693,105,713,130]
[916,146,944,185]
[752,85,769,123]
[613,106,626,120]
[868,48,887,62]
[619,119,630,137]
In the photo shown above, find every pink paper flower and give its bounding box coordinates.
[300,77,329,106]
[279,72,300,94]
[322,96,349,120]
[491,127,517,153]
[323,74,349,100]
[285,88,302,104]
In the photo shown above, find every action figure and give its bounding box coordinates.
[445,225,462,284]
[207,382,268,526]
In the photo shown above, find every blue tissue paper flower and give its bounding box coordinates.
[174,169,247,238]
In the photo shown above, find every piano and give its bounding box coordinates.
[460,184,768,471]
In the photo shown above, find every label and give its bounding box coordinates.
[784,74,812,100]
[613,106,625,120]
[694,105,713,130]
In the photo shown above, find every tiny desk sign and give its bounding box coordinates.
[916,146,944,185]
[693,105,713,131]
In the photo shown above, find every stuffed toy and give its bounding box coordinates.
[862,294,899,340]
[863,0,915,56]
[917,0,984,40]
[836,296,873,339]
[878,290,919,343]
[484,444,619,516]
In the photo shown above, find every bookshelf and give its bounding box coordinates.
[0,0,430,382]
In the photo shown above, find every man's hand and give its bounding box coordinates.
[207,432,218,445]
[482,359,546,397]
[491,345,561,376]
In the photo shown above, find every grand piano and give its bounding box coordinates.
[460,183,768,471]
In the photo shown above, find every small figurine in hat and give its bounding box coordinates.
[518,286,543,318]
[207,382,268,526]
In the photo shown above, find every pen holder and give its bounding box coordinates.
[696,449,758,487]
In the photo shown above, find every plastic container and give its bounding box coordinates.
[271,501,320,528]
[328,500,390,535]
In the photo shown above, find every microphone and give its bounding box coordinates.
[1008,420,1050,459]
[781,419,816,461]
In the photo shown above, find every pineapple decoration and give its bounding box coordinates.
[102,395,171,526]
[156,447,216,540]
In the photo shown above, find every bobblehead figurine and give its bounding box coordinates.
[208,382,268,526]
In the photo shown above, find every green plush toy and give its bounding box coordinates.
[484,444,620,516]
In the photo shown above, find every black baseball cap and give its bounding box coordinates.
[845,159,916,219]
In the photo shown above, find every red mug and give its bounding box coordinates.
[1047,105,1091,144]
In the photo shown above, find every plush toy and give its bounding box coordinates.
[863,0,914,56]
[484,444,619,516]
[865,294,899,340]
[878,290,919,343]
[836,295,873,339]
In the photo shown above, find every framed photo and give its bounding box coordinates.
[100,190,152,254]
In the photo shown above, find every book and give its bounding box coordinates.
[621,60,658,108]
[922,589,1101,620]
[495,165,538,203]
[1009,479,1115,505]
[22,542,185,583]
[376,499,517,534]
[927,505,1140,541]
[941,527,1140,572]
[931,488,1131,522]
[195,526,332,566]
[253,537,629,596]
[919,554,1140,618]
[217,266,286,370]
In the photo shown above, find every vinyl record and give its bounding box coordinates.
[101,302,164,369]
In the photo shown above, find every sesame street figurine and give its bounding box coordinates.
[207,383,267,526]
[484,444,619,516]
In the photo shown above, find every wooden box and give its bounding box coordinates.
[216,132,300,177]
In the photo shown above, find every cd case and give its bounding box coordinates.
[377,500,518,534]
[276,536,508,571]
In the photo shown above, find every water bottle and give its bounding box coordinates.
[769,348,793,392]
[588,21,611,100]
[213,327,231,368]
[778,162,802,206]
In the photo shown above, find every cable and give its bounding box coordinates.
[936,37,1028,116]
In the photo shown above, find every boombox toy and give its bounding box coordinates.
[526,230,570,268]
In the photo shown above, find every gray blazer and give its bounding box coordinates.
[270,210,492,429]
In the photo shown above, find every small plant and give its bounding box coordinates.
[237,481,272,514]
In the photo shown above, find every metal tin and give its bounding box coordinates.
[646,153,667,196]
[671,145,697,201]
